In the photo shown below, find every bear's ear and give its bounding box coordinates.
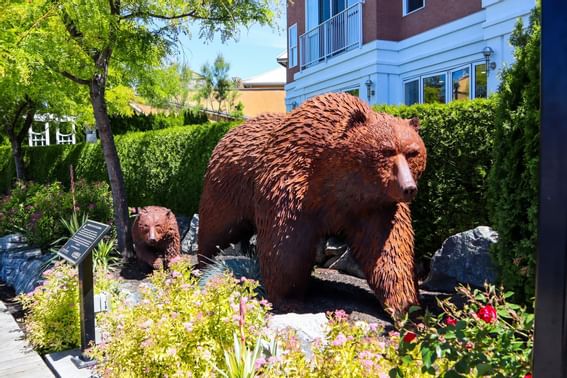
[346,109,367,130]
[408,117,420,133]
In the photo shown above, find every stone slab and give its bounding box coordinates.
[44,349,97,378]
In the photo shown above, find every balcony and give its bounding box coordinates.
[299,2,363,70]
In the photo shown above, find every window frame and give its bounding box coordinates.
[403,0,426,16]
[450,65,472,102]
[288,23,298,68]
[421,72,447,104]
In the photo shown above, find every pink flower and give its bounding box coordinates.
[170,256,182,264]
[183,322,193,331]
[140,338,153,348]
[464,341,474,351]
[477,304,497,324]
[167,347,177,356]
[368,322,379,332]
[402,331,417,343]
[332,333,348,346]
[445,316,457,326]
[267,356,281,364]
[139,319,154,329]
[254,357,266,369]
[259,299,270,307]
[334,309,348,321]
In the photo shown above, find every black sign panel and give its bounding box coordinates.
[57,220,110,265]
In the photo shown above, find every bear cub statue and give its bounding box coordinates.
[131,206,181,270]
[198,93,427,318]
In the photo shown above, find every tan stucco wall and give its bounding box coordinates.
[237,89,286,117]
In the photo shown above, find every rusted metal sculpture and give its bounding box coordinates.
[198,93,427,317]
[132,206,180,270]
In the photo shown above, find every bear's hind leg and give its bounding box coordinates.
[255,218,319,311]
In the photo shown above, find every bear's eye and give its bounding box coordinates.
[382,148,396,157]
[405,149,419,159]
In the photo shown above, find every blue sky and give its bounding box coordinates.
[175,13,286,80]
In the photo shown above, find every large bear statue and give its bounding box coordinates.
[132,206,181,270]
[198,93,427,317]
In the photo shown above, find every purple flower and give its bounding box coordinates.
[334,309,348,321]
[332,333,348,346]
[254,357,267,369]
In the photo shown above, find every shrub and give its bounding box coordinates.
[0,180,113,248]
[19,262,117,354]
[0,122,238,216]
[374,99,496,264]
[487,6,540,304]
[388,285,533,377]
[90,258,270,377]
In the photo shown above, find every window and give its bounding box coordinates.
[344,87,360,97]
[404,0,425,15]
[474,63,487,98]
[451,67,470,101]
[404,80,419,105]
[422,73,446,104]
[288,24,298,68]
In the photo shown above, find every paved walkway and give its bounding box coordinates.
[0,301,54,377]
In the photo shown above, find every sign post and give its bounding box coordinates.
[57,220,110,369]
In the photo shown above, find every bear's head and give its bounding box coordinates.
[329,107,427,206]
[135,206,174,246]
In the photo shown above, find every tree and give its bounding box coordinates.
[0,4,88,181]
[198,54,240,114]
[17,0,278,257]
[488,5,540,304]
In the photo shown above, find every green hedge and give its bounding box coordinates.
[488,7,540,305]
[109,110,208,135]
[1,101,497,271]
[375,99,496,265]
[0,122,238,216]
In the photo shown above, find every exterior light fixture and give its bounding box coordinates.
[365,78,375,100]
[482,46,497,71]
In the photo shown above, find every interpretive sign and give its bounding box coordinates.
[58,219,110,369]
[57,220,110,265]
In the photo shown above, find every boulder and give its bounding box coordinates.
[324,250,365,279]
[268,313,328,359]
[175,214,192,240]
[422,226,499,292]
[181,214,199,254]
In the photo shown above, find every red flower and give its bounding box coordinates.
[445,316,457,326]
[477,304,497,323]
[402,331,417,343]
[524,374,532,378]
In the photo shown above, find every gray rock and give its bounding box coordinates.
[0,234,28,252]
[0,239,53,294]
[324,250,365,279]
[268,313,328,359]
[175,214,191,240]
[181,214,199,254]
[422,226,499,292]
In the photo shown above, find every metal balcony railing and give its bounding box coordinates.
[299,2,363,70]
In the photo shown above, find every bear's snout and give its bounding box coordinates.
[394,155,418,202]
[147,227,158,244]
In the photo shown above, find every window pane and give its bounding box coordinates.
[404,80,419,105]
[475,64,488,98]
[423,74,446,104]
[345,88,359,97]
[451,67,470,101]
[407,0,424,13]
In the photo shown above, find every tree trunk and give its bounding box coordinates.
[89,72,133,258]
[9,135,25,181]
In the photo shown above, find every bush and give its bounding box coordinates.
[487,6,540,304]
[19,262,117,354]
[0,122,237,217]
[0,180,113,248]
[374,99,496,264]
[90,258,270,377]
[389,285,533,377]
[109,110,208,135]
